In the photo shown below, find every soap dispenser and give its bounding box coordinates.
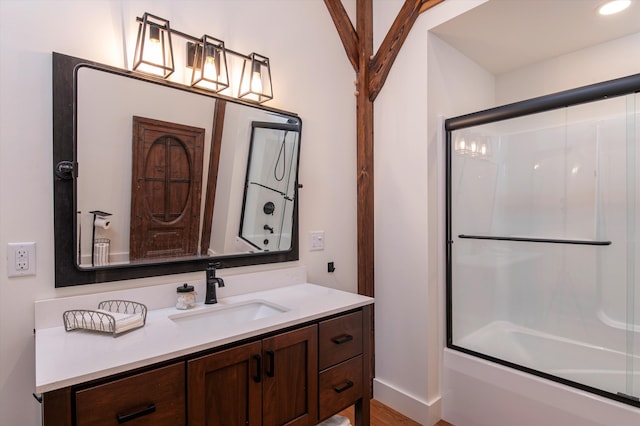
[176,283,196,310]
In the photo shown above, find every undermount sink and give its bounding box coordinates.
[169,300,289,327]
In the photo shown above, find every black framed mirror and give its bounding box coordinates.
[53,52,301,287]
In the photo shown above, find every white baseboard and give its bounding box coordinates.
[373,377,442,425]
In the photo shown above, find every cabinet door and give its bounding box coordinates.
[262,325,318,426]
[188,341,262,426]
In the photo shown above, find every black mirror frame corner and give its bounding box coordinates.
[52,52,300,287]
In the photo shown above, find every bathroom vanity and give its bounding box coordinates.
[45,51,373,425]
[35,268,373,425]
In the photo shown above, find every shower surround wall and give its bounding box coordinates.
[447,79,640,409]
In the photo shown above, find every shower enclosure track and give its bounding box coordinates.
[457,234,611,246]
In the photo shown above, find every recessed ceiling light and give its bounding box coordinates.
[598,0,632,15]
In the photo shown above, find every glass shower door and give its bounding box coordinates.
[446,76,640,407]
[624,92,639,400]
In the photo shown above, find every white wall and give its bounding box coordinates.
[372,0,491,424]
[0,1,357,424]
[496,32,640,105]
[372,1,431,422]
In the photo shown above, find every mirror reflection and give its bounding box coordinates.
[75,65,300,269]
[239,122,300,252]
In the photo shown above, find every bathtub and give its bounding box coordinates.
[443,321,640,426]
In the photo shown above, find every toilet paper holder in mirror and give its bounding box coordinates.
[90,210,111,267]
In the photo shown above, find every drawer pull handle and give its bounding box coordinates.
[253,354,262,383]
[332,334,354,345]
[116,403,156,423]
[266,350,275,377]
[333,380,354,394]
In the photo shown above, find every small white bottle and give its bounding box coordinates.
[176,283,196,310]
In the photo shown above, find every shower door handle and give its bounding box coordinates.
[458,234,611,246]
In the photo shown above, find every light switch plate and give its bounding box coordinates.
[309,231,325,251]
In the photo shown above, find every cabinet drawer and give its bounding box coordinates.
[319,311,363,370]
[75,363,185,426]
[319,355,363,420]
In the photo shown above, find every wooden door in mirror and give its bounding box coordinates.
[130,116,204,261]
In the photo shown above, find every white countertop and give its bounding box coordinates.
[35,278,373,393]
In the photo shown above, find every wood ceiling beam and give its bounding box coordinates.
[355,0,374,299]
[369,0,444,101]
[324,0,446,298]
[419,0,445,14]
[324,0,360,72]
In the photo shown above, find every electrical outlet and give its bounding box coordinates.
[310,231,325,251]
[7,242,36,277]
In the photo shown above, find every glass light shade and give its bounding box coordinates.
[238,53,273,103]
[133,13,174,78]
[469,138,479,156]
[454,134,468,153]
[478,135,490,157]
[190,35,229,93]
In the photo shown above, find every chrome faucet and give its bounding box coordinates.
[205,262,225,304]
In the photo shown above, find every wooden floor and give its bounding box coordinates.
[338,400,453,426]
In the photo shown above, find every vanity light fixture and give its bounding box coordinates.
[132,12,273,103]
[133,13,175,78]
[238,53,273,103]
[189,35,229,93]
[597,0,631,15]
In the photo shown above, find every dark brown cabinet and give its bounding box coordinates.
[188,325,317,426]
[262,325,318,425]
[188,341,262,425]
[75,362,185,426]
[41,306,371,426]
[318,311,365,422]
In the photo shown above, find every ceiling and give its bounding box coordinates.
[430,0,640,75]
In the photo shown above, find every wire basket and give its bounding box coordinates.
[63,300,147,337]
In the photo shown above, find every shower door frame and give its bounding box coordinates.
[444,73,640,408]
